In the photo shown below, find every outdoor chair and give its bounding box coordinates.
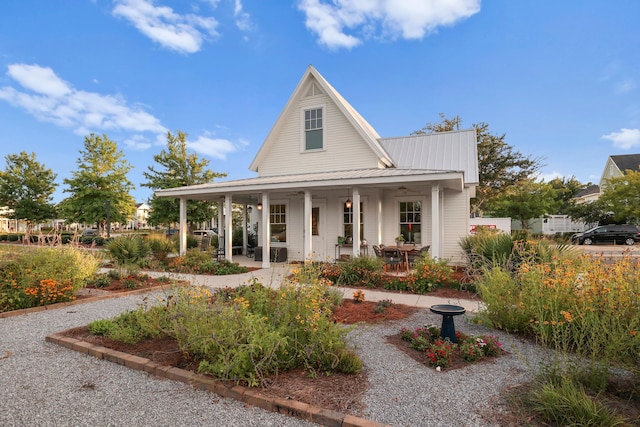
[382,248,403,273]
[372,244,384,258]
[407,245,430,268]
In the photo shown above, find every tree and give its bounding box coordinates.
[597,170,640,224]
[0,151,58,235]
[414,114,543,215]
[60,133,136,235]
[486,178,557,230]
[142,130,226,227]
[546,176,585,214]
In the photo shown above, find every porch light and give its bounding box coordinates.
[345,188,352,209]
[257,202,263,211]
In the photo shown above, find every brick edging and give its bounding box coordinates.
[46,331,389,427]
[0,284,180,319]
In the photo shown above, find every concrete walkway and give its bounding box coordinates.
[135,259,483,314]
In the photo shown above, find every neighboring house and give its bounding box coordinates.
[599,153,640,190]
[127,203,151,230]
[573,184,600,204]
[511,215,586,235]
[156,65,479,267]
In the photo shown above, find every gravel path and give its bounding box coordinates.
[0,287,548,426]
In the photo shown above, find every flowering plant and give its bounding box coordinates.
[426,339,454,368]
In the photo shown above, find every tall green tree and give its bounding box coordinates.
[60,133,136,234]
[598,170,640,224]
[0,151,58,234]
[486,178,557,229]
[547,176,585,214]
[142,130,226,227]
[414,114,542,215]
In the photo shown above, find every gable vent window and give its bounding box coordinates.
[304,108,323,150]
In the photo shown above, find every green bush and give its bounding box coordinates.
[107,235,151,266]
[334,256,384,288]
[0,247,100,311]
[8,234,20,242]
[92,281,360,386]
[404,255,453,294]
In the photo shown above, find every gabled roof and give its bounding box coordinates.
[249,65,394,172]
[610,154,640,173]
[379,129,479,185]
[574,184,600,198]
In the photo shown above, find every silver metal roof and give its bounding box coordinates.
[155,168,465,201]
[379,129,479,185]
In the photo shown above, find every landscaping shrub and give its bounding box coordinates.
[0,247,99,311]
[147,234,176,262]
[107,235,151,266]
[90,282,359,386]
[404,255,453,294]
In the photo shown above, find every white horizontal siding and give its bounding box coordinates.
[442,189,469,264]
[259,93,381,177]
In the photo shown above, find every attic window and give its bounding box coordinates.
[304,108,323,150]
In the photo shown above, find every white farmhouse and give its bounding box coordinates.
[156,66,479,267]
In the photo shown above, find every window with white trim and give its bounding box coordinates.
[343,202,363,241]
[304,108,323,150]
[270,204,286,243]
[399,201,421,243]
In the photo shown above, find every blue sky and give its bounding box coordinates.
[1,0,639,204]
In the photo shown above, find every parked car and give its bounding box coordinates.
[165,229,179,238]
[571,224,640,246]
[192,229,216,238]
[81,229,98,237]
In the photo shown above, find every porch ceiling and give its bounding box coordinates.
[155,168,466,202]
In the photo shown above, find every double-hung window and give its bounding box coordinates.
[343,202,364,241]
[269,204,286,243]
[399,201,421,243]
[304,108,323,150]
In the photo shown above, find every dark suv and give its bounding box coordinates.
[571,224,640,246]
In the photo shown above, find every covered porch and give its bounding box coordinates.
[155,168,470,269]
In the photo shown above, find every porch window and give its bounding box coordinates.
[343,202,363,241]
[399,201,421,244]
[304,108,323,150]
[270,204,286,243]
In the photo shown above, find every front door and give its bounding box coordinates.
[311,201,326,261]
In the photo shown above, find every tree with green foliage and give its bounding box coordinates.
[60,133,136,235]
[486,178,557,230]
[546,176,585,214]
[0,151,58,235]
[598,170,640,224]
[414,114,542,215]
[142,130,226,228]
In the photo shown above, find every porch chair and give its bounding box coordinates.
[407,245,430,268]
[200,236,211,252]
[372,245,384,258]
[382,248,403,273]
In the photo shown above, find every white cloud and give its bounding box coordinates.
[535,171,564,183]
[0,63,167,137]
[124,134,153,150]
[615,79,636,94]
[297,0,480,50]
[112,0,219,54]
[188,135,237,160]
[234,0,252,33]
[602,128,640,150]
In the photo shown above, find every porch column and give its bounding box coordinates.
[431,184,441,258]
[261,193,270,268]
[375,189,382,245]
[218,199,224,252]
[224,194,233,261]
[303,190,312,262]
[242,203,249,256]
[179,197,187,255]
[352,188,361,257]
